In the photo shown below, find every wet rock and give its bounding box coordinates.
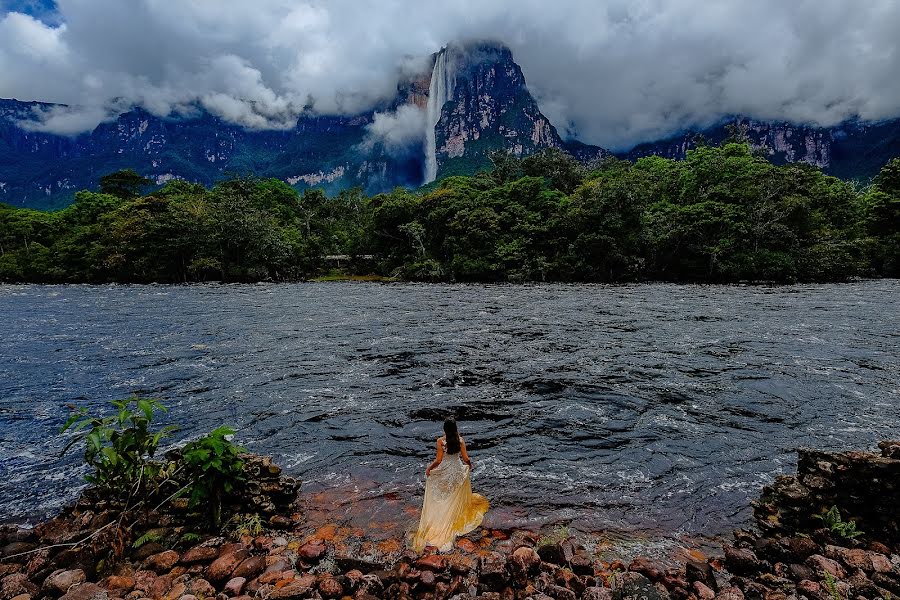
[878,440,900,460]
[58,583,108,600]
[480,552,508,592]
[144,551,180,574]
[724,547,763,576]
[98,576,135,595]
[180,546,218,565]
[230,556,265,581]
[612,572,668,600]
[1,573,39,600]
[44,569,88,596]
[334,555,383,574]
[206,550,250,582]
[805,555,846,579]
[686,561,718,592]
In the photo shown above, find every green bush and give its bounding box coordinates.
[61,397,176,499]
[182,426,246,528]
[816,505,864,540]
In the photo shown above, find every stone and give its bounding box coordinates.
[164,582,186,600]
[556,569,586,595]
[805,555,846,579]
[416,555,446,572]
[222,578,245,597]
[480,552,508,592]
[9,594,31,600]
[449,554,477,575]
[539,543,568,567]
[724,547,763,576]
[268,516,291,531]
[418,570,436,588]
[870,553,893,573]
[187,579,215,598]
[686,561,718,592]
[511,546,542,578]
[206,550,250,582]
[318,577,342,598]
[132,571,157,594]
[1,574,38,600]
[44,569,88,596]
[712,587,744,600]
[149,574,174,599]
[267,575,316,600]
[59,584,108,600]
[787,563,815,581]
[178,595,197,600]
[582,588,613,600]
[179,547,218,566]
[629,558,662,582]
[99,577,135,595]
[297,541,325,563]
[693,582,716,600]
[545,584,577,600]
[782,538,819,561]
[612,572,668,600]
[231,557,265,581]
[145,551,180,574]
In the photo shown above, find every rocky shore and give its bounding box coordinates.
[2,442,899,600]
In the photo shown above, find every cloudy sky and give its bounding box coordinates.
[1,0,899,149]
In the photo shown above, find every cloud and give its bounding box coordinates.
[1,0,899,149]
[360,105,427,154]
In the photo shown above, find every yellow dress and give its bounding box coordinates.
[413,441,489,552]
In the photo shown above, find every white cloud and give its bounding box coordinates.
[1,0,899,149]
[361,105,427,154]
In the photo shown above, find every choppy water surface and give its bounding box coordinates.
[1,282,898,537]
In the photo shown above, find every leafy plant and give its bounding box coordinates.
[823,571,843,600]
[61,397,177,498]
[815,506,864,540]
[132,530,164,549]
[181,426,246,528]
[179,532,202,544]
[227,513,263,539]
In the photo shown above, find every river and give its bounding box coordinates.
[1,282,898,539]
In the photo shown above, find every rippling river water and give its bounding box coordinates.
[1,282,898,538]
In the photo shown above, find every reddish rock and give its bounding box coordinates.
[693,582,716,600]
[44,569,88,596]
[449,554,477,575]
[870,553,893,573]
[419,570,436,588]
[297,541,326,563]
[712,586,745,600]
[268,575,316,600]
[583,588,613,600]
[782,537,819,560]
[480,552,508,592]
[555,568,585,595]
[206,550,250,582]
[268,516,291,531]
[144,551,180,574]
[1,574,39,600]
[9,594,32,600]
[188,579,215,597]
[511,546,542,578]
[416,555,446,572]
[180,546,218,565]
[868,542,892,555]
[685,560,718,593]
[98,576,134,595]
[805,554,846,579]
[132,571,157,594]
[149,574,174,599]
[231,556,265,580]
[163,581,185,600]
[545,583,577,600]
[258,569,293,586]
[317,576,342,598]
[724,546,762,575]
[456,539,477,553]
[58,583,107,600]
[223,577,246,597]
[218,543,246,558]
[630,557,663,581]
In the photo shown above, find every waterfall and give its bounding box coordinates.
[424,48,456,184]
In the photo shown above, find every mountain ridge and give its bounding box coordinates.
[2,41,900,210]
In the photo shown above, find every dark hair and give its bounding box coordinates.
[443,418,461,454]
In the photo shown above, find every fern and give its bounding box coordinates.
[815,506,864,540]
[180,532,202,544]
[132,531,163,549]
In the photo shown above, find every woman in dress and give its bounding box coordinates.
[413,418,489,552]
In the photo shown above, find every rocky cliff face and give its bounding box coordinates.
[426,43,606,178]
[622,117,900,180]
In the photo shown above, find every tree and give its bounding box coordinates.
[99,169,152,199]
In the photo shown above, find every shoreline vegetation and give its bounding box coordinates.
[1,399,898,600]
[1,145,898,285]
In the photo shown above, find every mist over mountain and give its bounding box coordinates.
[3,37,900,210]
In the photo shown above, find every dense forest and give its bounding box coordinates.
[1,142,899,284]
